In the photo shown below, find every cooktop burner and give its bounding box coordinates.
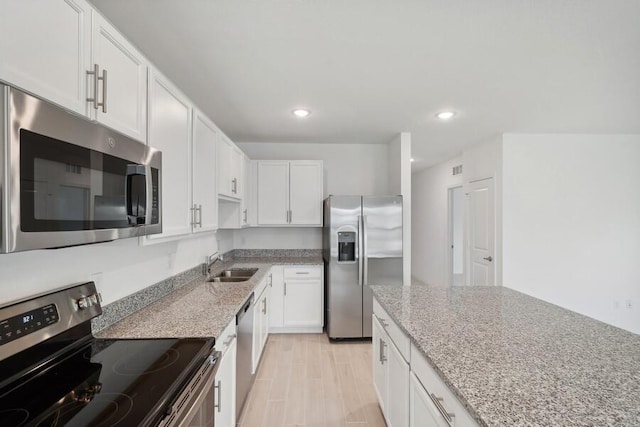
[0,338,212,427]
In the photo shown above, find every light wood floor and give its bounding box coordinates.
[238,333,386,427]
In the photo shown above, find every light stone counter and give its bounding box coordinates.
[95,255,323,341]
[370,282,640,427]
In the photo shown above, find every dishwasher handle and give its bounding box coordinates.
[236,293,254,324]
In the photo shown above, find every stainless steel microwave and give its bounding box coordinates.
[0,84,161,252]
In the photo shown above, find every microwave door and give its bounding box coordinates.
[125,164,147,226]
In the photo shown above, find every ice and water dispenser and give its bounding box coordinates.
[338,231,356,262]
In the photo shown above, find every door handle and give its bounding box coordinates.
[362,215,368,286]
[379,338,387,364]
[214,380,222,412]
[483,256,493,262]
[358,215,363,287]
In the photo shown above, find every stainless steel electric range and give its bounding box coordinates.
[0,282,219,426]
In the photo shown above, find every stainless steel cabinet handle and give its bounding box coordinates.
[289,209,292,223]
[197,204,202,227]
[243,209,247,224]
[269,273,273,287]
[483,256,493,262]
[429,393,455,423]
[284,282,287,296]
[262,298,267,314]
[232,178,237,194]
[379,339,387,363]
[86,64,100,110]
[214,380,222,412]
[379,318,388,328]
[100,68,107,113]
[190,205,197,227]
[295,271,309,275]
[223,333,236,347]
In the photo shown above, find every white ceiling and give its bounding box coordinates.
[90,0,640,170]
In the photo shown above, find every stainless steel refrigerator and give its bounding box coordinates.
[323,195,403,339]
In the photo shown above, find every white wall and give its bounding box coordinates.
[388,133,412,285]
[502,134,640,334]
[233,227,322,249]
[0,233,218,307]
[412,156,463,286]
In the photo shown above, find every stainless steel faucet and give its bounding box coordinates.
[204,252,224,277]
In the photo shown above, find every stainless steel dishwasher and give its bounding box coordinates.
[236,293,255,419]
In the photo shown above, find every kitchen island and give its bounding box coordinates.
[370,282,640,426]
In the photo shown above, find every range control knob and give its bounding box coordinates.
[77,297,89,310]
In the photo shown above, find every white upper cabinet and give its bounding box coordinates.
[289,161,324,225]
[0,1,147,142]
[0,0,92,116]
[147,70,192,239]
[91,13,148,142]
[257,160,323,226]
[217,135,243,200]
[257,161,290,225]
[192,111,219,233]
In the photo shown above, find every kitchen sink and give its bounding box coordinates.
[207,277,250,283]
[206,268,258,283]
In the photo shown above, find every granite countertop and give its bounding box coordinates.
[95,255,323,340]
[370,283,640,427]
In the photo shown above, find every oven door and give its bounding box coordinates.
[1,84,161,252]
[160,352,220,427]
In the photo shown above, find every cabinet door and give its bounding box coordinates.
[260,286,270,349]
[215,337,237,427]
[283,279,322,327]
[147,70,192,239]
[257,161,290,225]
[92,13,147,142]
[0,0,91,116]
[217,136,232,197]
[372,315,387,412]
[192,110,218,232]
[289,161,323,225]
[231,147,244,199]
[269,267,284,328]
[387,337,410,427]
[240,155,252,227]
[410,372,450,427]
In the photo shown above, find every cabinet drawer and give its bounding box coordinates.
[215,318,237,354]
[373,298,410,361]
[410,343,478,427]
[283,265,322,279]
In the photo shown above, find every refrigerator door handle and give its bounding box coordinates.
[362,215,368,286]
[358,215,363,286]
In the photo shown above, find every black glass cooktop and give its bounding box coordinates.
[0,338,212,427]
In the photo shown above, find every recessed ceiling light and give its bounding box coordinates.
[292,109,310,118]
[436,111,456,120]
[410,158,415,162]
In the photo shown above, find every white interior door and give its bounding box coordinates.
[468,178,495,285]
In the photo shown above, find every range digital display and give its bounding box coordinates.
[0,304,58,346]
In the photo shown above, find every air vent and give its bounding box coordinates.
[452,165,463,176]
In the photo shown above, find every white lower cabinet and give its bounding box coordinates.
[373,296,478,427]
[372,312,409,427]
[214,320,237,427]
[268,265,323,333]
[410,372,450,427]
[252,276,270,373]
